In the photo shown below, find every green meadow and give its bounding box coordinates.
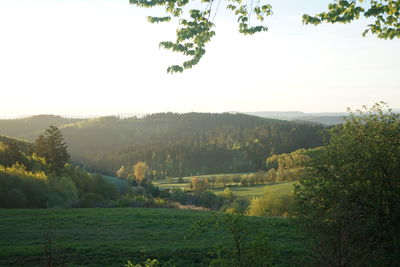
[151,172,296,200]
[0,208,304,267]
[152,172,253,189]
[211,182,295,198]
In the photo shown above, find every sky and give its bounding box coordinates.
[0,0,399,117]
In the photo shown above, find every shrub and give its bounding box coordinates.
[248,192,295,217]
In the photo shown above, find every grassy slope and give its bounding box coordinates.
[263,182,296,195]
[100,175,295,199]
[211,182,295,198]
[0,208,304,267]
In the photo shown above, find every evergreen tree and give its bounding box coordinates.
[35,126,70,175]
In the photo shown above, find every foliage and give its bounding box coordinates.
[295,103,400,266]
[221,187,235,200]
[191,177,210,191]
[129,0,271,73]
[0,137,118,208]
[0,141,28,167]
[116,165,128,178]
[303,0,400,39]
[247,191,295,217]
[134,161,149,186]
[169,187,189,203]
[198,190,222,209]
[266,147,322,182]
[129,0,399,72]
[35,126,70,175]
[47,175,79,207]
[0,163,49,208]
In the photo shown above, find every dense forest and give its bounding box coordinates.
[0,113,324,177]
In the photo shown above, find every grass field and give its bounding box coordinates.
[0,208,305,267]
[102,173,296,200]
[263,182,296,195]
[211,182,295,198]
[211,185,268,198]
[152,172,253,189]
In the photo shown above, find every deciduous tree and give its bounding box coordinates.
[133,161,148,186]
[295,103,400,266]
[129,0,400,73]
[116,165,128,178]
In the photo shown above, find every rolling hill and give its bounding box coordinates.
[0,135,34,154]
[243,111,347,125]
[0,112,324,177]
[0,115,84,139]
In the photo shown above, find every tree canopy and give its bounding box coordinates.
[130,0,400,73]
[295,103,400,265]
[0,136,118,209]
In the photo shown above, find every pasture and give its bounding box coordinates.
[211,182,295,198]
[150,171,296,200]
[0,208,304,266]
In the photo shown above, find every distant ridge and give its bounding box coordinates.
[0,115,85,138]
[232,111,348,125]
[242,109,400,125]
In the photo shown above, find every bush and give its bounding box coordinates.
[169,188,188,204]
[198,190,222,209]
[248,192,295,217]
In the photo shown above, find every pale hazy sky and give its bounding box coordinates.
[0,0,399,116]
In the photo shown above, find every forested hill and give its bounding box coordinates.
[0,135,34,154]
[0,115,84,138]
[0,113,324,177]
[60,113,324,177]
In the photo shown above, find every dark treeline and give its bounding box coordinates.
[61,113,324,177]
